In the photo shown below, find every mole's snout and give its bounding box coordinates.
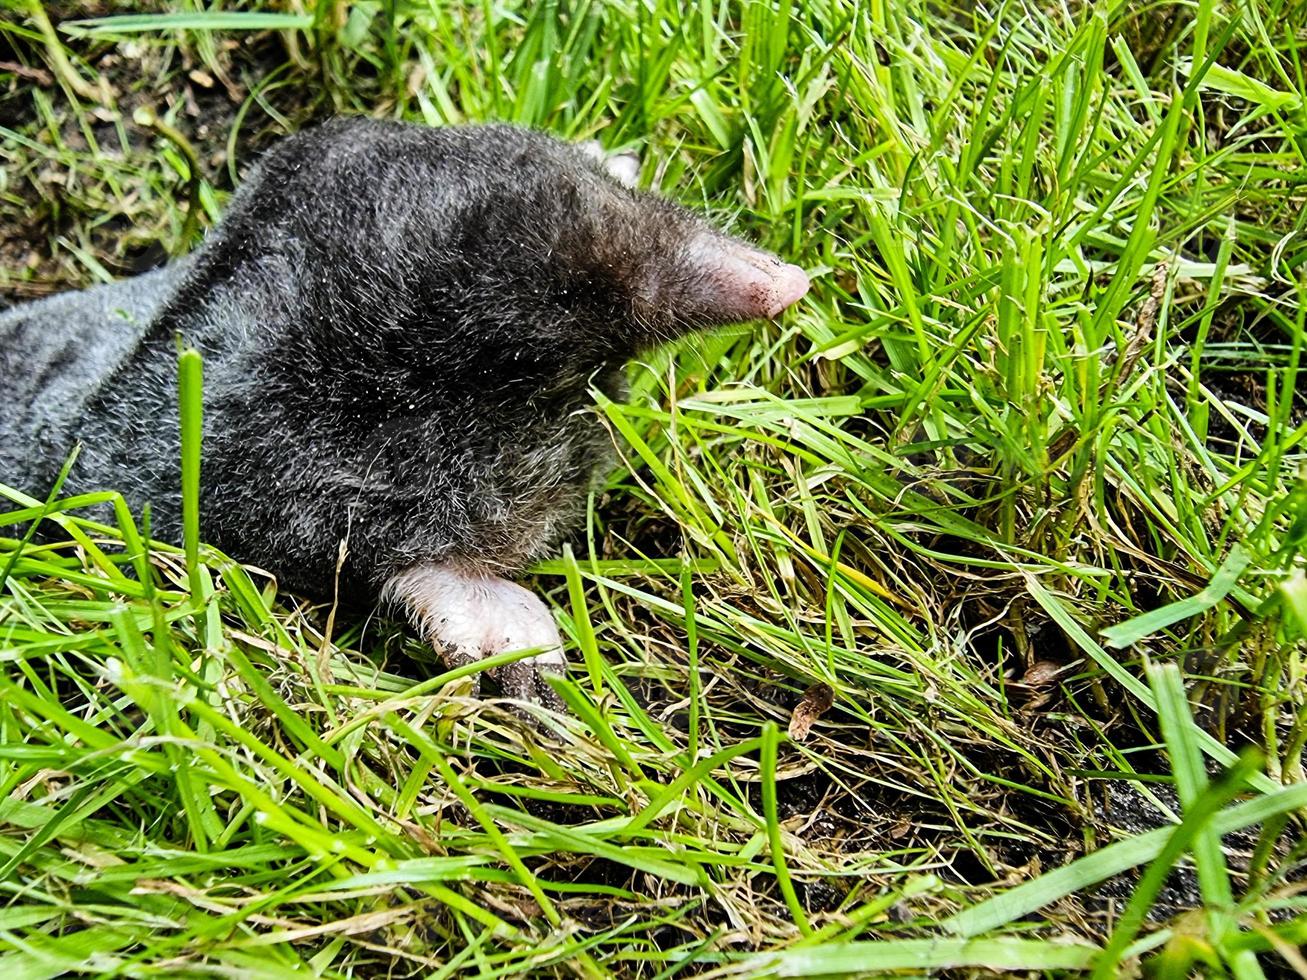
[767,261,811,318]
[704,240,810,320]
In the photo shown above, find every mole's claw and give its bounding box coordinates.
[386,563,568,710]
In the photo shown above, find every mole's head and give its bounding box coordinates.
[509,133,813,352]
[218,119,809,366]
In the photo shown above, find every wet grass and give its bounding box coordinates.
[1,0,1306,975]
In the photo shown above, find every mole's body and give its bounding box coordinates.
[0,118,808,701]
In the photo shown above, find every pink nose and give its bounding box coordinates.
[766,262,810,317]
[684,233,812,322]
[711,243,811,319]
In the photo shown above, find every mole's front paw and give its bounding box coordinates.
[385,564,567,709]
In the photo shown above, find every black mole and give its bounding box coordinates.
[0,118,809,702]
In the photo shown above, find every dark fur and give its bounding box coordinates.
[0,119,775,603]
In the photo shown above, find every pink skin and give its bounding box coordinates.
[384,564,567,708]
[723,246,810,318]
[689,236,811,321]
[771,262,812,314]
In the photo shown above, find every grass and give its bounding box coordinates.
[1,0,1306,975]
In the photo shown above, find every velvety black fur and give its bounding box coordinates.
[0,118,796,606]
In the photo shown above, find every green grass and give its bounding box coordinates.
[2,0,1306,975]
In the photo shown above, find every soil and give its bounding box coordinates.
[0,5,313,307]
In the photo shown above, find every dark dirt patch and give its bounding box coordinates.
[0,6,318,306]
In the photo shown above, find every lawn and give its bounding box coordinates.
[1,0,1306,975]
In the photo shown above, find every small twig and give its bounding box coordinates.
[0,59,54,86]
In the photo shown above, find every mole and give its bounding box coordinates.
[0,117,809,704]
